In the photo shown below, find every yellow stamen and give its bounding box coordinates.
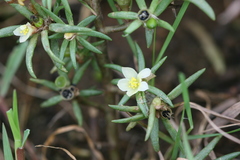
[20,26,29,35]
[129,77,140,89]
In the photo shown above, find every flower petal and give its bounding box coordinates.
[138,68,151,78]
[117,79,129,91]
[126,89,138,97]
[122,67,137,79]
[138,81,149,91]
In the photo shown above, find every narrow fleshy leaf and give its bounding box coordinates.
[156,19,174,32]
[48,33,64,39]
[136,0,147,9]
[154,0,173,16]
[145,97,159,141]
[61,0,74,25]
[78,15,96,27]
[135,42,145,71]
[79,89,103,96]
[123,20,142,36]
[145,28,154,48]
[118,94,131,105]
[109,105,141,113]
[104,64,122,73]
[111,78,120,85]
[149,0,161,13]
[9,4,33,20]
[2,124,14,160]
[41,30,65,65]
[150,118,160,152]
[21,129,30,148]
[26,34,39,78]
[72,59,92,84]
[69,39,77,69]
[0,42,28,97]
[41,95,63,107]
[168,68,205,100]
[0,25,19,38]
[30,0,47,18]
[148,85,173,107]
[30,78,58,91]
[215,152,240,160]
[126,122,137,131]
[49,23,92,32]
[77,37,102,54]
[59,39,69,60]
[151,56,167,74]
[179,73,193,133]
[72,100,83,126]
[194,136,221,160]
[77,0,97,15]
[136,92,149,117]
[112,113,146,123]
[108,11,138,19]
[185,0,215,20]
[78,30,112,41]
[41,7,64,24]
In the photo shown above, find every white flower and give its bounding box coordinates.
[13,22,37,43]
[117,67,151,97]
[64,33,76,40]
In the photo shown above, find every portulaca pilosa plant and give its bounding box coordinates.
[2,0,237,159]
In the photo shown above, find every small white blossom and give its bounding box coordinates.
[117,67,151,97]
[13,22,37,43]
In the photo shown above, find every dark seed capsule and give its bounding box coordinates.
[161,110,171,120]
[138,10,150,21]
[61,89,73,100]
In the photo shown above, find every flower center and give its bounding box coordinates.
[129,77,140,89]
[20,26,29,35]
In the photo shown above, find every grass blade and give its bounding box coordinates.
[2,124,14,160]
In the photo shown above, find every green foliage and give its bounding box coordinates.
[2,0,236,159]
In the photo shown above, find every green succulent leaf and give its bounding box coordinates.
[156,19,174,32]
[41,30,65,65]
[168,68,205,100]
[0,25,19,38]
[194,136,221,160]
[9,4,33,20]
[108,11,138,20]
[79,89,103,96]
[0,42,28,97]
[79,30,112,41]
[149,0,161,13]
[151,56,167,74]
[148,85,173,107]
[41,95,63,107]
[104,64,122,73]
[136,92,149,117]
[41,6,64,24]
[49,23,92,32]
[145,28,154,48]
[59,39,69,60]
[136,0,147,9]
[72,59,92,84]
[135,42,145,71]
[77,36,102,54]
[109,105,141,113]
[118,94,131,105]
[150,117,160,152]
[112,113,146,123]
[61,0,74,25]
[26,34,39,78]
[77,15,97,27]
[154,0,173,16]
[69,39,77,69]
[72,100,83,126]
[123,19,142,36]
[185,0,215,20]
[30,78,58,91]
[30,0,47,18]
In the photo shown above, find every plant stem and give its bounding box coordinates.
[91,0,120,159]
